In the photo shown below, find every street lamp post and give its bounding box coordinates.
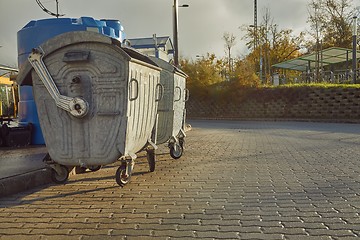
[353,16,357,84]
[173,0,179,66]
[254,0,257,48]
[173,0,188,66]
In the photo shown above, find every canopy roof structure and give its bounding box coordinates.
[272,47,360,72]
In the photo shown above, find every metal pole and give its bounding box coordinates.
[254,0,262,83]
[259,44,263,83]
[173,0,179,66]
[353,16,357,84]
[56,0,59,18]
[254,0,257,48]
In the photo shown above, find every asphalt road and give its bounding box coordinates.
[1,120,360,240]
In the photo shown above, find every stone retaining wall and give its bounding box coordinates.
[186,87,360,122]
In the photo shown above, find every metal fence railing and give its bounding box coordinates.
[275,69,360,85]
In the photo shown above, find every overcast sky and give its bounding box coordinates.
[1,0,360,68]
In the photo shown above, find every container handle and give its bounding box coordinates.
[63,50,90,62]
[155,83,164,102]
[129,78,138,101]
[174,86,182,102]
[184,88,190,102]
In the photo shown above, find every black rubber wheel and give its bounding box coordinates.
[1,124,9,137]
[115,164,131,187]
[88,165,101,172]
[170,143,183,159]
[51,165,69,184]
[146,149,156,172]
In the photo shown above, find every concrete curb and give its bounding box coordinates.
[0,168,52,198]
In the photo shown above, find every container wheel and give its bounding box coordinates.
[1,124,9,137]
[88,165,101,172]
[50,165,69,184]
[170,143,183,159]
[115,164,131,187]
[146,149,156,172]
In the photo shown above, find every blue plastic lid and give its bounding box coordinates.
[17,16,126,68]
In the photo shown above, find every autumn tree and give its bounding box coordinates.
[223,32,237,75]
[230,57,260,88]
[180,53,223,98]
[242,8,305,84]
[307,0,353,49]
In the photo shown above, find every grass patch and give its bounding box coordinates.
[271,83,360,89]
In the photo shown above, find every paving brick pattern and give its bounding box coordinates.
[1,120,360,239]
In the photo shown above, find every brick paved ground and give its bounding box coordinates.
[1,120,360,240]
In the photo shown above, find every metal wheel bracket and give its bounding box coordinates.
[120,158,135,178]
[178,128,186,139]
[42,153,54,164]
[169,136,177,144]
[168,136,179,147]
[127,160,135,177]
[147,139,158,150]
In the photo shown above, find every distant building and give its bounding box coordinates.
[128,36,174,62]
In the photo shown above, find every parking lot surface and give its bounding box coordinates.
[1,120,360,240]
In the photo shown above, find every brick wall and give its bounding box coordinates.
[186,87,360,122]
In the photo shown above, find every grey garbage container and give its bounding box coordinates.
[149,56,188,159]
[17,31,162,186]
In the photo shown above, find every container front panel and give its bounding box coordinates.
[158,70,174,112]
[156,70,174,144]
[32,42,128,166]
[156,110,174,144]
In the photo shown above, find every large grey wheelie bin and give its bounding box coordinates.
[149,56,188,159]
[16,31,162,186]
